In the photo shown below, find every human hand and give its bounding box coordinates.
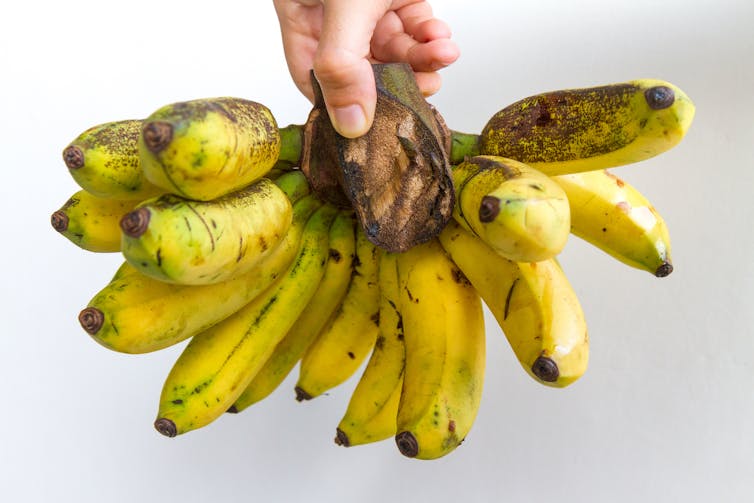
[273,0,460,138]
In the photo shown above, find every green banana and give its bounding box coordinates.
[120,177,292,285]
[154,203,338,437]
[452,155,570,262]
[229,210,357,412]
[139,97,280,201]
[62,119,162,200]
[335,251,405,447]
[479,79,695,175]
[51,190,137,252]
[79,194,320,354]
[553,169,673,277]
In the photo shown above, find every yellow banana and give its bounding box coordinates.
[553,170,673,277]
[79,194,320,354]
[120,178,292,285]
[335,251,405,447]
[51,190,137,252]
[139,97,280,201]
[62,119,163,200]
[452,155,570,262]
[294,227,381,401]
[439,220,588,387]
[230,210,357,412]
[153,203,338,437]
[479,79,695,175]
[394,239,485,460]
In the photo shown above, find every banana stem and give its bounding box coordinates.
[449,130,481,165]
[278,124,304,168]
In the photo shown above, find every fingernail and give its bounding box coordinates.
[331,104,368,138]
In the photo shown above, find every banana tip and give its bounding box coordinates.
[531,356,560,383]
[294,386,312,402]
[334,428,350,447]
[655,262,673,278]
[395,431,419,458]
[78,307,104,335]
[226,405,239,414]
[63,145,84,170]
[51,210,69,232]
[154,418,177,437]
[142,121,173,153]
[120,207,151,238]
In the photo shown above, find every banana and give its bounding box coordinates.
[294,227,381,401]
[62,119,163,200]
[394,239,485,460]
[335,251,405,447]
[452,155,570,262]
[154,203,338,437]
[139,97,280,201]
[51,190,138,252]
[79,194,321,354]
[439,220,588,387]
[479,79,695,175]
[553,170,673,277]
[120,178,292,285]
[230,210,357,412]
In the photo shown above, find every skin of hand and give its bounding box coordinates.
[273,0,460,138]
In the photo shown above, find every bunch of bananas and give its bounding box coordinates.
[52,73,694,460]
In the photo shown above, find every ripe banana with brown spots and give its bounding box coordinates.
[477,79,695,175]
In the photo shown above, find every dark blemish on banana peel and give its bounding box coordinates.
[479,196,500,223]
[504,278,519,320]
[645,86,675,110]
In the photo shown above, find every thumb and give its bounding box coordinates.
[313,0,390,138]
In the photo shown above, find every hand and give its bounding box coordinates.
[273,0,460,138]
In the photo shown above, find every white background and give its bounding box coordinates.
[2,0,753,501]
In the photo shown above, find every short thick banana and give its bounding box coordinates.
[554,170,673,277]
[335,251,405,447]
[452,155,570,262]
[62,119,162,200]
[51,190,137,252]
[154,204,338,437]
[394,239,485,460]
[479,79,695,175]
[230,210,357,412]
[79,195,321,354]
[139,97,280,201]
[294,227,381,401]
[439,220,588,387]
[120,178,292,285]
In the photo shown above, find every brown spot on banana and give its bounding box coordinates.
[531,355,560,382]
[644,86,675,110]
[142,121,173,153]
[395,431,420,458]
[655,262,674,278]
[120,207,151,238]
[154,418,178,437]
[478,196,500,223]
[78,307,104,335]
[62,145,85,169]
[50,210,69,232]
[334,428,350,447]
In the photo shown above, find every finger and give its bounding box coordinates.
[414,71,442,97]
[392,1,450,39]
[273,1,324,102]
[281,32,321,102]
[314,0,391,138]
[372,32,459,72]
